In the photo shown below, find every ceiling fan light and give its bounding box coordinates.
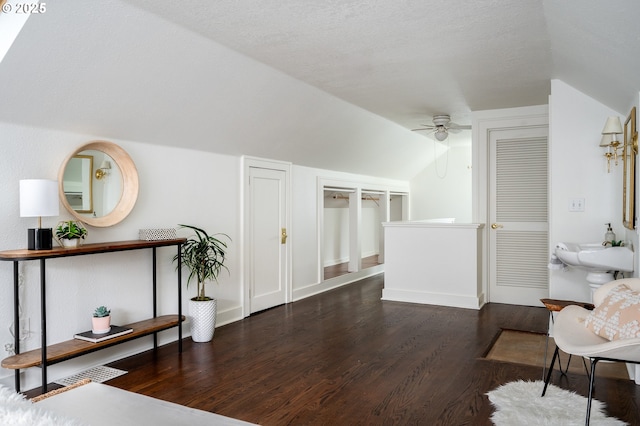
[435,129,448,141]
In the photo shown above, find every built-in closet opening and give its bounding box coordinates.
[389,192,408,222]
[361,190,383,269]
[321,184,409,280]
[323,187,354,280]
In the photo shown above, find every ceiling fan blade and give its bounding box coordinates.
[411,127,436,134]
[448,123,472,130]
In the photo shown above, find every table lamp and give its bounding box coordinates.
[20,179,59,250]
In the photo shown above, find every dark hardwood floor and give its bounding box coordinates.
[101,275,639,425]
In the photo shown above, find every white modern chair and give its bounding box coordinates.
[541,278,640,425]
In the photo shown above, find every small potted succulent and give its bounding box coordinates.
[54,220,88,248]
[92,305,111,334]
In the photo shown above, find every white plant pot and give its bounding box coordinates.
[60,239,80,249]
[92,315,111,334]
[189,298,217,342]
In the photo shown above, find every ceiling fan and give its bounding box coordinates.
[411,115,471,141]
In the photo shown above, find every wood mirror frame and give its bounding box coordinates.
[623,107,637,230]
[58,141,139,227]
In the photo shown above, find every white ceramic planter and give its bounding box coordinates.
[92,315,111,334]
[189,298,217,342]
[60,239,80,249]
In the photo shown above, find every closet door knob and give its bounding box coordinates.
[491,223,503,229]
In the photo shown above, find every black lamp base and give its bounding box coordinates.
[28,228,53,250]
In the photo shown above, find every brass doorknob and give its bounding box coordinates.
[491,223,503,229]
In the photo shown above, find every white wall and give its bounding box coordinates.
[0,123,243,388]
[549,80,626,301]
[410,132,472,223]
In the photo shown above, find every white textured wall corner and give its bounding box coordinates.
[548,80,624,302]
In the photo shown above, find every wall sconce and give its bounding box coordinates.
[601,116,623,173]
[19,179,59,250]
[95,160,111,180]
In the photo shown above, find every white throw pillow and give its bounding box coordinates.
[585,284,640,341]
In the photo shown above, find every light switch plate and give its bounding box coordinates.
[569,198,585,212]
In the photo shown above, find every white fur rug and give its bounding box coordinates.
[487,380,627,426]
[0,385,85,426]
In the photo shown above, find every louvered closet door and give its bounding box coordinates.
[489,126,549,305]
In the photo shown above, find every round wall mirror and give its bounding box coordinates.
[58,141,139,227]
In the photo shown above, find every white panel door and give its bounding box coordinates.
[248,166,288,314]
[489,126,549,305]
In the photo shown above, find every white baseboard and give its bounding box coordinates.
[215,305,243,327]
[293,265,384,301]
[381,288,485,310]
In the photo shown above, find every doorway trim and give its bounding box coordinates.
[472,105,550,303]
[241,156,292,317]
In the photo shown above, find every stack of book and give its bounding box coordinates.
[74,325,133,343]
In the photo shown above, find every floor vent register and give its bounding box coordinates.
[55,365,127,386]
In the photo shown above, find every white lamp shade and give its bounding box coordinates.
[600,134,615,147]
[602,116,623,135]
[20,179,59,218]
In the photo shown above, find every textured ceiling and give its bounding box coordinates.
[1,0,639,180]
[122,0,640,127]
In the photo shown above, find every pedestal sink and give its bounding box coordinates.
[555,242,634,290]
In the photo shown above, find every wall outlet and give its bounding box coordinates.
[569,198,585,212]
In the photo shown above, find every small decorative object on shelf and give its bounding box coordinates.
[74,325,133,343]
[92,306,111,334]
[139,228,177,241]
[54,220,88,249]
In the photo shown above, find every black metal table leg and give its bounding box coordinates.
[13,261,20,392]
[178,244,182,353]
[40,259,47,394]
[152,247,158,349]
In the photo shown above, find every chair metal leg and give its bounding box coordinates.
[585,358,599,426]
[543,330,550,380]
[542,346,560,397]
[542,311,554,380]
[559,353,571,375]
[543,311,571,378]
[582,357,591,381]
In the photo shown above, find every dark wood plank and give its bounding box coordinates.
[49,276,640,425]
[2,315,184,369]
[0,238,186,261]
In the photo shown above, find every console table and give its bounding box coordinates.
[0,239,186,394]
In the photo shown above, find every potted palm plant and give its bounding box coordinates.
[173,224,229,342]
[54,220,88,248]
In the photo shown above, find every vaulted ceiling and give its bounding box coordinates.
[122,0,640,127]
[1,0,639,180]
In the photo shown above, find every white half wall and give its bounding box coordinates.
[382,222,485,309]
